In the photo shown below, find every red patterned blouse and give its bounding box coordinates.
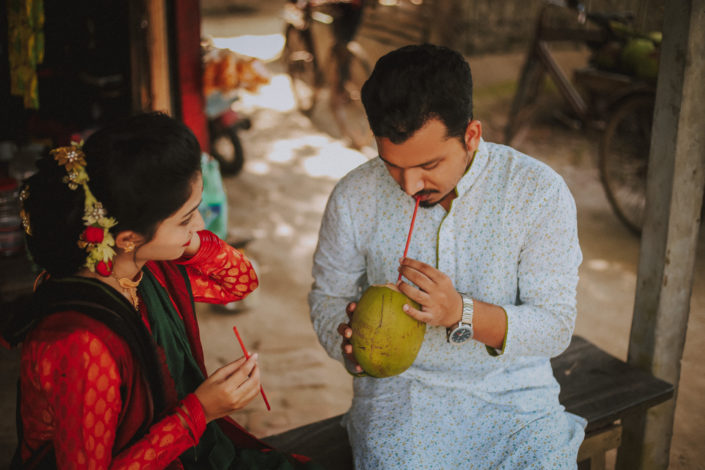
[18,231,259,469]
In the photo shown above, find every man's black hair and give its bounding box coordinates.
[361,44,474,144]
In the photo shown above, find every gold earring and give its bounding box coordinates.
[124,242,135,253]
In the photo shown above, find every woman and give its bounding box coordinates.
[5,113,317,469]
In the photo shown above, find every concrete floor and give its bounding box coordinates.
[1,3,703,469]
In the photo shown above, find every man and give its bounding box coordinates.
[308,44,585,469]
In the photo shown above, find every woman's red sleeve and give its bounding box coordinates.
[176,230,259,304]
[24,330,206,469]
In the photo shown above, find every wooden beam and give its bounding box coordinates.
[128,0,151,113]
[617,1,705,469]
[578,424,621,469]
[146,0,172,115]
[127,0,172,114]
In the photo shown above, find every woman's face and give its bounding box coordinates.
[136,175,205,261]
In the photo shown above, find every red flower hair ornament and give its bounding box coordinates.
[48,142,118,276]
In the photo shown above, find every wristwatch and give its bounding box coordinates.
[447,294,474,344]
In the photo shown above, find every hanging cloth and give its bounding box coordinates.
[7,0,45,109]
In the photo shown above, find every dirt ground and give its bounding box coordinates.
[0,3,702,469]
[197,4,705,470]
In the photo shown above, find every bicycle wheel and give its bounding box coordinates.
[328,42,374,150]
[284,25,319,115]
[599,94,655,235]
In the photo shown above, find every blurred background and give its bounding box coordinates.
[1,1,702,469]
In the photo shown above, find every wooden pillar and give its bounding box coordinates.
[128,0,172,114]
[128,0,150,113]
[616,1,705,469]
[146,0,172,114]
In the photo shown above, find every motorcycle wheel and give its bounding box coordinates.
[211,125,245,176]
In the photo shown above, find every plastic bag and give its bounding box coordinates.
[199,152,228,240]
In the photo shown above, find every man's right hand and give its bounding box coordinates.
[337,301,365,375]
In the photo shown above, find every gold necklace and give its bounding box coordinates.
[113,271,143,309]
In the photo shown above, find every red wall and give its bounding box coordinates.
[173,0,209,153]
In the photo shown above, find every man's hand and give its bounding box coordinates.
[397,257,463,328]
[337,302,365,375]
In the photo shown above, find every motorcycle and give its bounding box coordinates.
[205,91,250,176]
[202,37,270,176]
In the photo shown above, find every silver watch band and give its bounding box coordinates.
[460,294,474,328]
[446,294,474,343]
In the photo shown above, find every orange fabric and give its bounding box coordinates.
[18,232,256,468]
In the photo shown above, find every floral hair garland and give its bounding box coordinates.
[49,141,118,276]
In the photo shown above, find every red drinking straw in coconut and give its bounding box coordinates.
[398,195,421,282]
[233,326,271,411]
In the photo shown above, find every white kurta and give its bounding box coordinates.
[309,140,586,469]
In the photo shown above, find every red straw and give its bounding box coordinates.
[233,326,271,411]
[398,195,421,282]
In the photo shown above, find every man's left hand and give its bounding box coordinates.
[397,257,462,328]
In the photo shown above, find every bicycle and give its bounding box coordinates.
[282,0,374,150]
[506,0,659,235]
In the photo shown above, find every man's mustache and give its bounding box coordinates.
[413,189,439,197]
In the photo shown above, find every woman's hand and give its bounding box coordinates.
[194,355,261,423]
[337,302,365,375]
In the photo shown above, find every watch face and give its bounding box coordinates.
[450,325,473,344]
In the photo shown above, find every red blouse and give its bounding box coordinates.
[18,231,259,469]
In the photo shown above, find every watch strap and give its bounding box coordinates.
[460,294,474,328]
[446,294,474,343]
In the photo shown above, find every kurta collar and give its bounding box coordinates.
[455,138,489,198]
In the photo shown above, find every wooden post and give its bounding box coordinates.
[127,0,172,114]
[146,0,172,115]
[616,1,705,469]
[128,0,150,113]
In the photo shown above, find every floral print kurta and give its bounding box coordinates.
[309,140,586,469]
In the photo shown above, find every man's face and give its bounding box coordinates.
[376,118,482,208]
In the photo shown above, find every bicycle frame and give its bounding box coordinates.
[507,1,655,141]
[508,1,660,235]
[529,3,606,122]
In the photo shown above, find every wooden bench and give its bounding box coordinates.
[263,335,673,470]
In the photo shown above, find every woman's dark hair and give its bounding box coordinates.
[361,44,474,144]
[23,112,202,277]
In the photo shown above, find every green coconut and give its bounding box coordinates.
[621,37,659,80]
[350,284,426,378]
